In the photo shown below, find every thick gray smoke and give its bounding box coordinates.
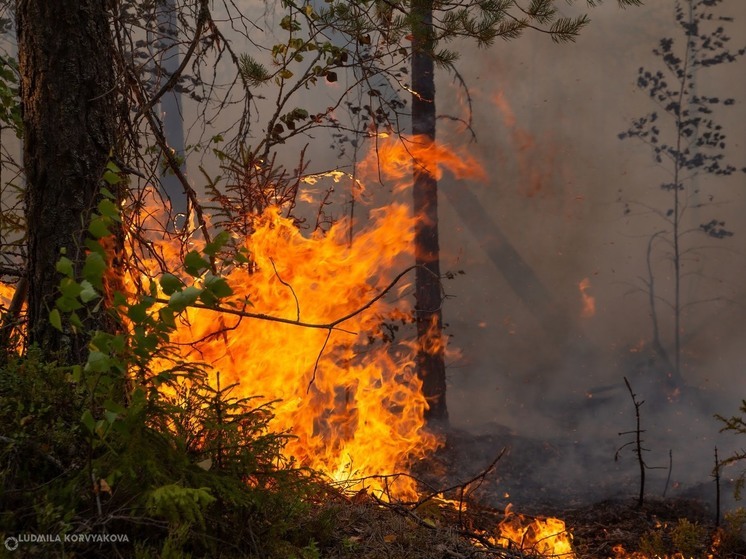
[437,1,746,509]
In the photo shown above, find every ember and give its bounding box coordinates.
[578,277,596,318]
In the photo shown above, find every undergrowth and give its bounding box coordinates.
[0,181,340,558]
[0,346,338,559]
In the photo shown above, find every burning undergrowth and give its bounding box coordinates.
[110,135,592,556]
[122,135,488,500]
[3,133,746,557]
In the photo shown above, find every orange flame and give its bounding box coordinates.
[578,277,595,318]
[0,283,14,308]
[0,282,24,353]
[150,204,435,499]
[143,136,485,499]
[495,511,575,557]
[359,134,487,188]
[0,137,578,559]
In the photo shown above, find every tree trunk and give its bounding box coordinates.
[411,0,448,423]
[153,0,188,227]
[18,1,117,362]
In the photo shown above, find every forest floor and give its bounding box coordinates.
[395,426,746,558]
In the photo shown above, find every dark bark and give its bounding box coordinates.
[18,1,117,362]
[411,0,448,423]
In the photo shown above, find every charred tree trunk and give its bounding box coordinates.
[18,1,117,362]
[412,0,448,423]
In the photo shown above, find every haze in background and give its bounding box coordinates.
[435,1,746,504]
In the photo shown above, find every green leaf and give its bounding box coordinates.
[59,278,83,299]
[79,280,100,303]
[106,160,122,175]
[127,302,149,323]
[85,351,110,373]
[149,279,158,298]
[103,161,122,185]
[204,275,233,298]
[104,409,118,425]
[280,14,294,31]
[83,252,107,288]
[184,251,209,277]
[69,312,84,330]
[95,419,107,438]
[49,308,62,331]
[159,273,183,295]
[90,332,112,352]
[235,249,250,264]
[55,295,83,312]
[97,198,121,222]
[203,231,230,257]
[56,256,74,278]
[198,289,217,307]
[88,216,111,239]
[81,410,96,434]
[102,170,121,185]
[168,286,201,312]
[104,399,126,415]
[109,334,126,354]
[84,238,106,257]
[158,307,176,329]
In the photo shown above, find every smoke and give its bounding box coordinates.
[435,1,746,509]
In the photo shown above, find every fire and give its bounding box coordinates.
[359,134,487,187]
[150,204,434,499]
[0,281,24,353]
[578,277,595,318]
[2,133,581,556]
[136,135,486,499]
[0,282,14,308]
[495,510,575,557]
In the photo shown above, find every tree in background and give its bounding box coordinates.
[619,0,745,393]
[398,0,641,421]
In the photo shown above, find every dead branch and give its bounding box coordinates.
[154,264,432,332]
[416,448,507,509]
[135,0,209,120]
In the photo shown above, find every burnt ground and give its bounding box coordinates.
[411,425,746,557]
[417,425,722,512]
